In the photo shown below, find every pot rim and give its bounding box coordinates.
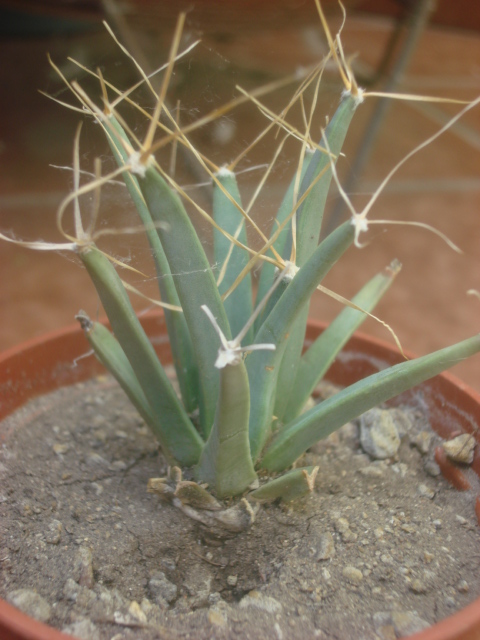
[1,312,479,640]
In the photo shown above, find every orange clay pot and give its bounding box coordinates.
[0,312,479,640]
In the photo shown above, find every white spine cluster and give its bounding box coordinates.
[276,261,299,282]
[129,152,154,177]
[201,305,275,370]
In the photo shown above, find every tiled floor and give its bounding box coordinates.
[1,8,479,389]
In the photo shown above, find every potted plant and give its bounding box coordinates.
[1,2,479,638]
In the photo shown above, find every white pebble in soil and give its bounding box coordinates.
[62,618,100,640]
[6,588,52,623]
[239,590,282,613]
[342,566,363,585]
[316,532,335,560]
[442,434,476,464]
[148,572,177,606]
[359,408,401,459]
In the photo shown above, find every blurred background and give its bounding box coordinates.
[0,0,479,388]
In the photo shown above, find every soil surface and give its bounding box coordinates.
[1,375,480,640]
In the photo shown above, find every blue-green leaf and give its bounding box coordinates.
[296,94,358,266]
[273,94,358,421]
[247,221,355,461]
[213,169,253,342]
[261,334,480,471]
[195,359,257,498]
[105,115,199,414]
[77,315,178,464]
[283,260,400,422]
[138,166,231,436]
[79,245,204,465]
[254,151,313,327]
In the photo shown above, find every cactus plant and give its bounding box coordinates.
[2,2,479,533]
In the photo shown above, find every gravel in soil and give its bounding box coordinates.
[1,376,480,640]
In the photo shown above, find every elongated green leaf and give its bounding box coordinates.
[139,166,231,436]
[283,261,400,422]
[213,169,253,341]
[80,245,204,465]
[77,315,177,464]
[195,360,257,498]
[250,466,318,502]
[247,221,355,461]
[257,278,289,332]
[106,115,199,413]
[296,94,357,265]
[272,95,358,421]
[273,303,309,422]
[254,151,313,326]
[261,334,480,471]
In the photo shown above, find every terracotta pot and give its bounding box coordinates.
[0,312,479,640]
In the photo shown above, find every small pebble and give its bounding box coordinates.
[373,612,392,628]
[391,611,430,636]
[239,591,282,613]
[380,554,394,565]
[316,533,335,560]
[359,408,401,459]
[160,558,176,572]
[342,566,363,584]
[44,519,63,544]
[89,482,103,496]
[53,443,69,455]
[63,578,80,602]
[400,523,416,533]
[62,619,100,640]
[457,580,469,593]
[6,589,51,623]
[342,530,358,543]
[442,434,475,464]
[149,572,177,605]
[391,462,408,477]
[208,609,227,627]
[389,408,413,437]
[208,592,222,605]
[409,579,427,594]
[411,431,432,455]
[183,564,212,607]
[417,484,435,499]
[128,600,147,623]
[424,460,441,477]
[227,575,238,587]
[140,598,155,617]
[359,463,385,477]
[109,460,127,471]
[333,517,358,543]
[86,453,109,468]
[334,518,350,534]
[274,622,284,639]
[73,546,94,589]
[377,625,396,640]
